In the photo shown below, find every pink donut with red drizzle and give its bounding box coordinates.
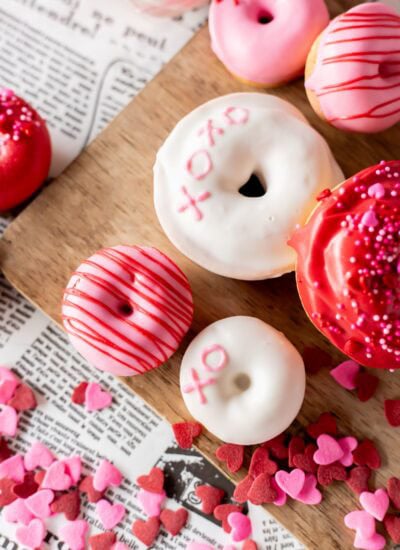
[62,245,194,376]
[305,2,400,133]
[209,0,329,87]
[290,160,400,370]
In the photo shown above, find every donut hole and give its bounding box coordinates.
[233,373,251,392]
[257,9,273,24]
[118,302,134,317]
[239,173,267,198]
[379,61,399,79]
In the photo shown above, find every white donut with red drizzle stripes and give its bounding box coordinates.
[62,245,194,376]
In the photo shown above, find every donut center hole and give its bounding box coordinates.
[233,373,251,392]
[257,9,273,24]
[379,61,400,78]
[118,302,134,316]
[239,173,267,198]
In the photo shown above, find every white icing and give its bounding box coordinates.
[180,316,306,445]
[154,93,344,280]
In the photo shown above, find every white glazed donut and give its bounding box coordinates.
[154,93,343,280]
[179,316,305,445]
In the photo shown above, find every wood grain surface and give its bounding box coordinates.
[1,1,400,547]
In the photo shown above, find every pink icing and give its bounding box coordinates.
[201,344,228,372]
[209,0,329,85]
[306,2,400,133]
[182,368,216,404]
[177,186,211,221]
[62,245,193,376]
[186,149,213,180]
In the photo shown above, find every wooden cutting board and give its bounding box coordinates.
[1,1,400,547]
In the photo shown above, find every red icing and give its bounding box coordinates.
[0,88,51,210]
[291,160,400,370]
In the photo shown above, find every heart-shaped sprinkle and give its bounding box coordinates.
[0,379,17,404]
[288,436,305,467]
[0,366,19,383]
[0,436,12,462]
[249,447,277,477]
[71,381,89,405]
[302,346,333,375]
[216,443,244,473]
[195,484,225,514]
[24,441,55,471]
[112,543,129,550]
[59,519,89,550]
[227,512,252,542]
[353,440,381,470]
[307,412,337,439]
[137,467,164,494]
[0,454,25,482]
[13,472,39,498]
[160,507,188,535]
[42,461,73,491]
[79,475,104,503]
[85,382,112,412]
[0,478,17,506]
[317,463,347,487]
[247,473,277,505]
[361,210,379,228]
[368,183,385,199]
[243,541,258,550]
[355,372,379,402]
[330,360,360,390]
[360,489,389,521]
[314,434,344,466]
[0,405,18,436]
[132,517,160,547]
[338,436,358,467]
[93,459,122,492]
[25,489,54,518]
[345,510,376,538]
[3,498,33,525]
[96,499,126,529]
[172,422,202,449]
[384,399,400,427]
[8,384,37,411]
[262,433,288,460]
[292,444,318,474]
[138,488,166,517]
[16,518,46,549]
[62,456,82,484]
[186,544,213,550]
[384,514,400,544]
[214,503,243,533]
[270,476,287,506]
[88,532,117,550]
[388,477,400,510]
[346,466,372,495]
[353,531,385,550]
[233,474,253,503]
[275,469,306,499]
[295,474,322,505]
[51,490,81,520]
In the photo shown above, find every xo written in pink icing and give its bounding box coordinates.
[177,107,249,220]
[182,344,229,404]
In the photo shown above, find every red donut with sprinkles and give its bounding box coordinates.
[290,160,400,370]
[0,88,51,210]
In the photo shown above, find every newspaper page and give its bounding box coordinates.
[0,0,305,548]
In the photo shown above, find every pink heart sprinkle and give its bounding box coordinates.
[360,489,389,521]
[354,531,386,550]
[0,366,19,384]
[338,436,358,467]
[0,454,25,482]
[223,547,236,550]
[85,382,112,412]
[16,518,46,549]
[361,210,379,228]
[295,474,322,505]
[0,405,18,436]
[24,441,55,471]
[368,183,385,200]
[42,460,73,491]
[344,510,376,538]
[3,498,34,525]
[330,360,360,390]
[96,499,126,529]
[62,456,82,484]
[59,519,88,550]
[227,511,252,542]
[93,459,122,492]
[186,544,214,550]
[112,544,130,550]
[314,434,344,466]
[138,488,166,517]
[275,469,306,499]
[0,379,17,404]
[271,476,287,507]
[25,489,54,519]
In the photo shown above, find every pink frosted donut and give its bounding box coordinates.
[62,245,194,376]
[208,0,330,86]
[305,2,400,133]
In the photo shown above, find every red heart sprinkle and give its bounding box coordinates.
[160,508,188,536]
[172,422,202,449]
[355,372,379,402]
[51,490,81,520]
[71,382,89,405]
[384,400,400,427]
[317,463,347,487]
[215,444,244,473]
[195,484,224,515]
[0,438,12,462]
[388,477,400,510]
[243,541,258,550]
[292,444,318,474]
[247,473,277,505]
[353,440,381,470]
[261,434,288,460]
[307,412,337,439]
[214,504,243,533]
[132,517,160,547]
[0,478,17,506]
[302,347,333,375]
[137,467,164,494]
[34,470,46,488]
[288,436,305,468]
[13,472,39,499]
[249,448,277,477]
[233,474,254,504]
[79,476,104,503]
[8,384,37,411]
[384,514,400,544]
[346,466,371,495]
[88,532,116,550]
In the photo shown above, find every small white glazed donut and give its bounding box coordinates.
[154,93,343,280]
[180,316,305,445]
